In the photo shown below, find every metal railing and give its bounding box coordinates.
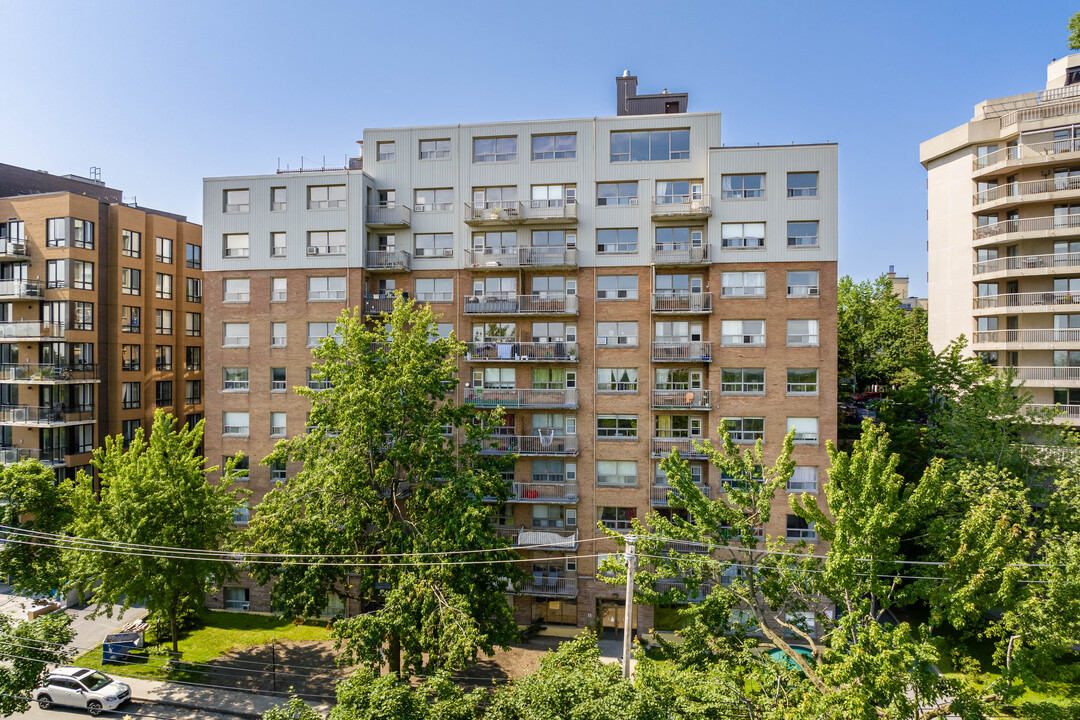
[362,296,395,315]
[792,431,819,445]
[465,341,577,362]
[222,336,249,347]
[973,328,1080,344]
[0,321,63,341]
[651,341,712,361]
[466,247,578,268]
[0,279,44,299]
[481,434,578,456]
[0,446,65,465]
[222,425,250,436]
[975,138,1080,169]
[462,294,578,315]
[651,389,711,409]
[974,175,1080,205]
[651,194,712,216]
[974,251,1080,275]
[0,405,94,424]
[464,201,523,223]
[0,242,28,258]
[650,483,711,506]
[974,291,1080,310]
[651,245,710,265]
[517,575,577,596]
[365,250,411,271]
[522,200,577,222]
[0,364,97,382]
[514,527,579,550]
[650,438,709,459]
[974,212,1080,240]
[366,204,411,226]
[1011,367,1080,382]
[464,387,578,408]
[223,380,249,391]
[651,293,712,312]
[999,99,1080,129]
[662,539,710,554]
[510,481,578,503]
[1024,403,1080,420]
[655,578,713,601]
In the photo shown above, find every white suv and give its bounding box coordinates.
[33,666,131,716]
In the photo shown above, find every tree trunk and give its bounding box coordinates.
[389,632,401,678]
[170,605,178,654]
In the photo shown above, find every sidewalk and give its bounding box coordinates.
[119,673,330,719]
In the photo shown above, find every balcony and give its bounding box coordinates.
[0,279,44,300]
[973,291,1080,313]
[365,250,411,271]
[509,481,578,503]
[651,341,712,362]
[973,213,1080,244]
[480,434,578,456]
[465,341,577,362]
[655,578,713,602]
[0,446,66,466]
[974,137,1080,174]
[998,98,1080,129]
[651,194,712,220]
[1009,366,1080,387]
[974,251,1080,277]
[974,175,1080,208]
[0,364,99,383]
[651,293,712,313]
[650,483,711,506]
[661,539,710,554]
[0,242,29,259]
[464,201,523,225]
[365,204,411,228]
[973,328,1080,349]
[0,405,94,426]
[464,387,578,409]
[466,246,578,269]
[463,294,578,316]
[508,526,580,551]
[0,322,65,341]
[651,438,709,459]
[1024,403,1080,423]
[522,200,578,224]
[361,295,396,315]
[651,244,710,266]
[652,388,710,410]
[517,574,577,597]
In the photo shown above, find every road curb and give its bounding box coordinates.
[133,695,264,720]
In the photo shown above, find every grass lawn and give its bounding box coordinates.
[75,610,331,682]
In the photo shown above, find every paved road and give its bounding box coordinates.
[12,698,249,719]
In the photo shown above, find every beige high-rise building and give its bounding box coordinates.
[922,55,1080,426]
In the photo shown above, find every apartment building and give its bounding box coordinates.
[922,56,1080,427]
[0,163,204,481]
[203,75,838,631]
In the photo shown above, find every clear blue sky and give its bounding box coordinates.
[1,0,1077,294]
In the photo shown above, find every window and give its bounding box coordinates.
[473,136,517,163]
[788,466,818,493]
[721,174,765,199]
[72,302,93,331]
[597,368,637,392]
[308,185,347,209]
[596,321,637,347]
[655,179,704,204]
[155,380,173,407]
[307,277,346,301]
[155,236,173,263]
[531,134,576,160]
[610,129,690,162]
[721,222,765,248]
[156,273,173,300]
[223,278,249,303]
[223,189,249,213]
[415,233,454,257]
[270,278,287,302]
[787,172,818,197]
[656,462,703,487]
[186,312,202,337]
[597,460,636,486]
[271,322,287,348]
[122,230,141,258]
[419,138,451,159]
[224,586,250,609]
[270,232,286,257]
[786,515,816,542]
[787,221,819,248]
[308,322,342,347]
[46,218,67,247]
[721,271,765,297]
[270,458,287,483]
[416,278,453,303]
[721,320,766,346]
[787,271,819,297]
[186,278,202,303]
[223,412,250,437]
[597,182,638,206]
[122,306,141,333]
[224,367,249,391]
[788,417,819,445]
[186,346,202,371]
[413,188,453,212]
[477,367,515,390]
[155,345,173,371]
[377,141,395,161]
[655,227,703,253]
[271,187,286,211]
[307,230,346,255]
[223,233,249,258]
[271,412,286,438]
[436,323,454,339]
[121,268,141,295]
[721,368,765,395]
[787,369,819,395]
[725,417,764,444]
[598,507,637,532]
[655,415,702,439]
[596,228,638,254]
[186,243,201,269]
[155,309,173,336]
[121,344,141,371]
[46,260,65,288]
[121,382,141,409]
[185,380,202,405]
[72,261,93,290]
[597,415,637,439]
[271,367,287,392]
[596,275,638,300]
[121,420,140,447]
[787,320,819,346]
[222,322,249,347]
[531,184,575,209]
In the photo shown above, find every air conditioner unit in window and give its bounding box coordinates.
[809,287,820,296]
[306,247,320,255]
[441,249,453,256]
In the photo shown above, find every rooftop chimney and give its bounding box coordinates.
[616,71,638,116]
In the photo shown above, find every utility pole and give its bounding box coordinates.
[622,534,636,679]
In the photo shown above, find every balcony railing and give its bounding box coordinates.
[0,322,64,341]
[366,204,411,227]
[0,446,66,465]
[650,483,711,506]
[974,213,1080,241]
[651,341,712,362]
[999,98,1080,129]
[655,578,713,601]
[974,137,1080,170]
[974,175,1080,205]
[973,328,1080,344]
[792,431,819,445]
[974,291,1080,310]
[974,251,1080,276]
[365,250,411,271]
[651,244,710,265]
[651,293,712,313]
[463,294,578,315]
[464,201,524,224]
[1025,403,1080,421]
[464,387,578,408]
[514,526,579,550]
[662,539,710,554]
[651,388,711,409]
[509,481,578,503]
[466,246,578,269]
[0,405,94,425]
[0,279,44,300]
[517,574,577,597]
[465,341,577,362]
[362,295,396,315]
[480,434,578,456]
[651,438,709,459]
[0,364,98,382]
[521,200,577,223]
[0,242,29,259]
[651,194,712,218]
[1011,367,1080,382]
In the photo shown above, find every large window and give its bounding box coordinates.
[155,309,173,336]
[186,380,202,405]
[419,139,450,159]
[186,243,201,269]
[598,507,636,531]
[721,368,765,395]
[155,380,173,407]
[721,174,765,199]
[596,228,637,254]
[121,382,141,409]
[788,466,818,493]
[223,367,249,391]
[271,187,286,211]
[610,129,689,162]
[186,278,202,303]
[531,134,576,160]
[156,345,173,371]
[787,417,819,445]
[307,230,346,255]
[596,321,638,347]
[787,270,820,297]
[415,233,453,257]
[415,278,453,303]
[725,417,764,444]
[787,368,819,395]
[596,182,638,206]
[787,320,819,346]
[473,136,517,163]
[222,412,250,437]
[223,189,249,213]
[222,322,249,347]
[596,275,638,299]
[414,188,453,212]
[597,460,637,486]
[271,232,286,257]
[597,368,637,392]
[721,320,766,347]
[186,346,202,371]
[121,344,141,371]
[271,412,287,438]
[72,261,93,290]
[787,172,818,197]
[121,268,141,295]
[223,234,249,258]
[155,273,173,300]
[271,322,287,348]
[155,236,173,263]
[787,221,819,248]
[307,322,342,347]
[308,277,346,301]
[122,230,141,258]
[121,306,141,333]
[307,185,346,209]
[271,277,287,302]
[721,222,765,248]
[223,278,249,302]
[721,271,765,297]
[186,312,202,337]
[376,141,395,162]
[597,415,637,439]
[73,302,93,331]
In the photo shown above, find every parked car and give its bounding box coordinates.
[33,666,130,716]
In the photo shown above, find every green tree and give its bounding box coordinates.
[0,460,69,596]
[65,410,245,652]
[244,296,523,677]
[0,612,75,716]
[1069,10,1080,49]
